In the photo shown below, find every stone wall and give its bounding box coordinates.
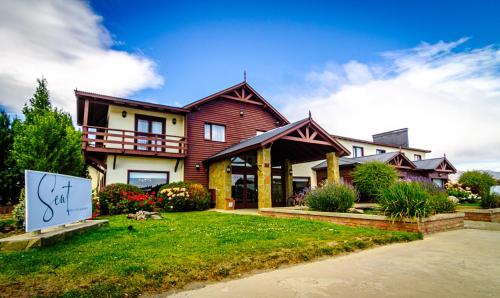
[463,208,500,222]
[257,147,272,209]
[259,208,464,234]
[326,152,340,183]
[208,159,232,209]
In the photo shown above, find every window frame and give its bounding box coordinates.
[134,114,166,151]
[127,170,170,190]
[414,154,422,161]
[353,146,364,158]
[204,123,226,142]
[376,149,386,155]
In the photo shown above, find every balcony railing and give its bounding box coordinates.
[82,125,187,157]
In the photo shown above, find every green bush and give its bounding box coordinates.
[352,161,398,201]
[428,192,456,214]
[97,183,143,215]
[158,181,210,212]
[378,182,432,220]
[459,171,496,196]
[305,182,356,212]
[480,193,500,209]
[12,188,25,230]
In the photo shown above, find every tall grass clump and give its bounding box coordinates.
[305,182,356,212]
[378,182,432,220]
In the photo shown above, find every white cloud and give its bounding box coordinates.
[0,0,163,115]
[281,39,500,171]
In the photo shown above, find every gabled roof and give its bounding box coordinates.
[413,157,457,173]
[313,151,416,170]
[331,134,431,153]
[205,117,350,163]
[183,81,289,124]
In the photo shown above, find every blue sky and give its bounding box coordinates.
[90,0,499,106]
[0,0,499,170]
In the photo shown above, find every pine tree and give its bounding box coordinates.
[22,77,52,123]
[0,110,20,204]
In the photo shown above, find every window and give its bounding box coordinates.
[204,123,225,142]
[432,178,444,188]
[414,154,422,161]
[135,115,165,151]
[128,171,169,190]
[353,146,364,158]
[376,149,386,154]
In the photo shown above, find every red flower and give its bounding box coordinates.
[158,198,163,203]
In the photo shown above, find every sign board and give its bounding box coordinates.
[25,170,92,232]
[491,186,500,195]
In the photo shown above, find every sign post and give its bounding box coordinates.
[25,170,92,233]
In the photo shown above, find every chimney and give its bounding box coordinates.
[372,128,409,147]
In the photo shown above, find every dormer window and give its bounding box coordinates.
[204,123,225,142]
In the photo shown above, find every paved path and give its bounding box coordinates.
[169,229,500,298]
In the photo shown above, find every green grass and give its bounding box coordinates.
[0,211,421,297]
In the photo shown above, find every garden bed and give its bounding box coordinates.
[259,208,464,234]
[462,208,500,222]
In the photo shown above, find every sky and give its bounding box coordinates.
[0,0,499,170]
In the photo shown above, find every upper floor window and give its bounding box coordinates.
[135,115,165,151]
[376,149,386,154]
[414,154,422,161]
[353,146,364,158]
[204,123,225,142]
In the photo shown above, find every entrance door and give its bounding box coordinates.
[231,154,258,209]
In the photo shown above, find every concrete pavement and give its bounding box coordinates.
[168,229,500,298]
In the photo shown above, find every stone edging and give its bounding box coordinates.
[463,208,500,222]
[259,208,464,234]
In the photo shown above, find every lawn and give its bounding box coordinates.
[0,211,421,297]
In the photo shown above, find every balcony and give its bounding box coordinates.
[82,126,187,158]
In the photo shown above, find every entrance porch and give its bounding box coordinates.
[206,117,350,209]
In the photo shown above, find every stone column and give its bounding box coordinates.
[282,159,293,205]
[257,146,272,209]
[326,152,340,183]
[208,159,232,209]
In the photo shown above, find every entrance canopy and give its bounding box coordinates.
[205,117,350,166]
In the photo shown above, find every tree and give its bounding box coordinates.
[459,171,496,197]
[0,110,21,205]
[12,78,87,181]
[352,161,398,201]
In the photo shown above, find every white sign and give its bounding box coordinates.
[25,170,92,232]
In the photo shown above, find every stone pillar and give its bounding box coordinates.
[257,146,272,209]
[326,152,340,183]
[208,159,232,209]
[282,159,293,205]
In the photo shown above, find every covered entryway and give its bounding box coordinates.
[206,116,350,209]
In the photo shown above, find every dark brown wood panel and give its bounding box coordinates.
[185,98,282,185]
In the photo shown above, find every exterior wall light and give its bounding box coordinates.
[172,118,177,125]
[275,121,280,126]
[240,110,244,117]
[122,111,127,118]
[195,163,200,170]
[226,165,231,173]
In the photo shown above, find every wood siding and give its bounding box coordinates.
[185,98,282,185]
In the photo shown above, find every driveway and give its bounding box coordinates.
[168,229,500,298]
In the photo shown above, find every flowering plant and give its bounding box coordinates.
[157,182,210,212]
[118,190,156,213]
[445,181,481,203]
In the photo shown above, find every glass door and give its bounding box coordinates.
[231,153,258,209]
[137,119,149,150]
[135,116,165,151]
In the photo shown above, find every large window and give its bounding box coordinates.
[204,123,225,142]
[414,154,422,161]
[128,171,169,190]
[353,146,364,158]
[376,149,386,154]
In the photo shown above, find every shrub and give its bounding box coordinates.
[158,181,210,212]
[445,181,480,203]
[459,171,496,196]
[378,182,432,220]
[428,192,456,214]
[480,193,500,209]
[352,161,398,201]
[305,182,356,212]
[97,183,143,215]
[119,192,156,213]
[12,188,25,230]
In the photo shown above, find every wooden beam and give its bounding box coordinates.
[281,135,333,146]
[82,99,89,150]
[174,159,181,172]
[113,154,117,170]
[309,131,318,140]
[296,128,306,139]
